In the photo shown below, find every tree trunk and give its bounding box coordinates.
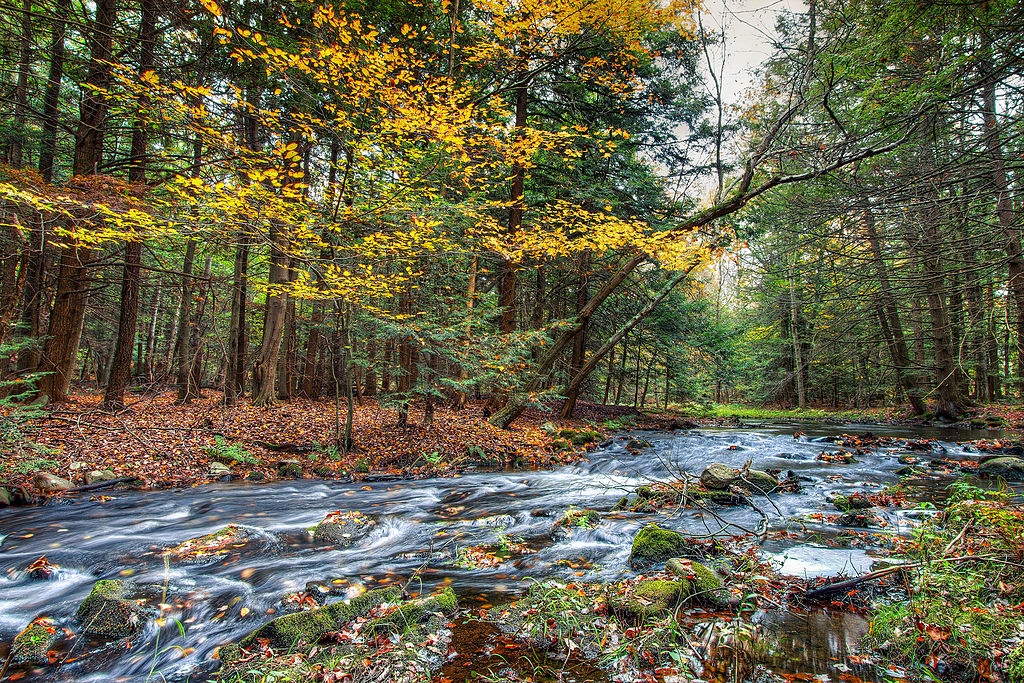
[37,247,91,403]
[181,257,212,402]
[863,210,926,414]
[10,0,32,168]
[37,0,68,182]
[559,251,590,418]
[173,241,197,402]
[789,261,807,409]
[225,232,250,403]
[102,240,142,408]
[252,221,290,406]
[277,260,298,401]
[73,0,115,176]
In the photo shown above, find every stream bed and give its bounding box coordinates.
[0,423,1006,682]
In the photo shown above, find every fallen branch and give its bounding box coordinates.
[801,553,1004,600]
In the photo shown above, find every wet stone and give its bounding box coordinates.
[11,617,59,664]
[33,472,71,493]
[311,511,375,546]
[75,579,150,638]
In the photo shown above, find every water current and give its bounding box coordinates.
[0,423,1006,682]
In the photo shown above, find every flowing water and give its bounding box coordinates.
[0,423,1006,682]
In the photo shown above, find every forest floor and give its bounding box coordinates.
[0,387,701,499]
[2,387,1022,501]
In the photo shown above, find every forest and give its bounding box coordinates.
[2,0,1024,682]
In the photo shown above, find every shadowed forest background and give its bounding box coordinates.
[0,0,1022,426]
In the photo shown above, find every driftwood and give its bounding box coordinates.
[802,554,999,600]
[64,476,142,493]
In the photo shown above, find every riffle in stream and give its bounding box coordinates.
[0,423,1004,682]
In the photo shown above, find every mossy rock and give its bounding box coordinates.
[276,459,303,478]
[75,580,150,638]
[626,439,653,450]
[979,457,1024,481]
[549,439,573,452]
[607,579,684,622]
[238,586,402,650]
[681,489,745,506]
[628,524,705,570]
[11,617,59,664]
[312,511,375,546]
[569,430,602,446]
[362,587,458,637]
[735,470,779,493]
[700,463,737,490]
[832,494,872,512]
[666,558,730,607]
[611,495,630,511]
[552,508,600,534]
[634,485,654,500]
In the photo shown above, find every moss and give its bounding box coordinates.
[608,579,683,622]
[736,470,779,492]
[75,579,149,637]
[554,508,600,531]
[832,494,872,512]
[363,587,458,637]
[11,618,58,664]
[569,430,601,446]
[629,524,703,569]
[550,439,572,452]
[634,485,653,500]
[239,587,401,650]
[612,495,630,510]
[682,489,745,506]
[666,558,730,607]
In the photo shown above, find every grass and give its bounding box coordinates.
[664,402,913,422]
[867,480,1024,681]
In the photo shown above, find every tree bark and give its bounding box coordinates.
[559,251,590,417]
[10,0,32,168]
[252,221,290,406]
[173,240,197,402]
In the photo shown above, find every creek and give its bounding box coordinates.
[0,423,1006,682]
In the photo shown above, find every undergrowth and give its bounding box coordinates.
[868,480,1024,681]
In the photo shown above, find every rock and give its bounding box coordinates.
[634,485,654,500]
[84,469,118,484]
[549,439,573,452]
[666,557,731,607]
[700,463,737,490]
[276,459,303,478]
[246,470,266,481]
[208,462,231,477]
[11,617,59,664]
[552,508,600,535]
[75,579,149,637]
[312,511,375,545]
[681,489,745,506]
[628,524,705,570]
[832,494,872,512]
[837,511,870,528]
[33,472,71,493]
[541,422,560,436]
[735,470,779,493]
[626,439,653,450]
[569,430,602,446]
[238,586,401,650]
[163,525,258,562]
[0,486,11,506]
[607,579,683,622]
[611,495,630,511]
[362,587,458,637]
[895,465,925,476]
[471,514,516,528]
[979,457,1024,481]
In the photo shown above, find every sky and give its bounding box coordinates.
[698,0,805,106]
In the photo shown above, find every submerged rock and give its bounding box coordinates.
[979,457,1024,481]
[75,580,149,637]
[626,439,653,450]
[552,508,600,535]
[10,617,59,664]
[831,494,872,512]
[312,511,375,545]
[629,524,706,569]
[163,525,260,563]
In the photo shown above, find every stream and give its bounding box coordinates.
[0,423,1007,682]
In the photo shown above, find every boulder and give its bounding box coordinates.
[626,439,653,450]
[312,511,375,546]
[607,579,683,622]
[0,486,11,506]
[979,457,1024,481]
[33,472,71,493]
[837,511,870,528]
[10,617,59,664]
[208,462,231,477]
[239,586,401,649]
[569,430,602,446]
[276,459,303,478]
[75,580,149,637]
[666,557,731,607]
[628,524,705,569]
[735,470,779,492]
[700,463,737,490]
[832,494,872,512]
[84,469,118,484]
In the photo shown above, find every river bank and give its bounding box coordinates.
[1,423,1023,682]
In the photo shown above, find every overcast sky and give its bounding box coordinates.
[698,0,805,106]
